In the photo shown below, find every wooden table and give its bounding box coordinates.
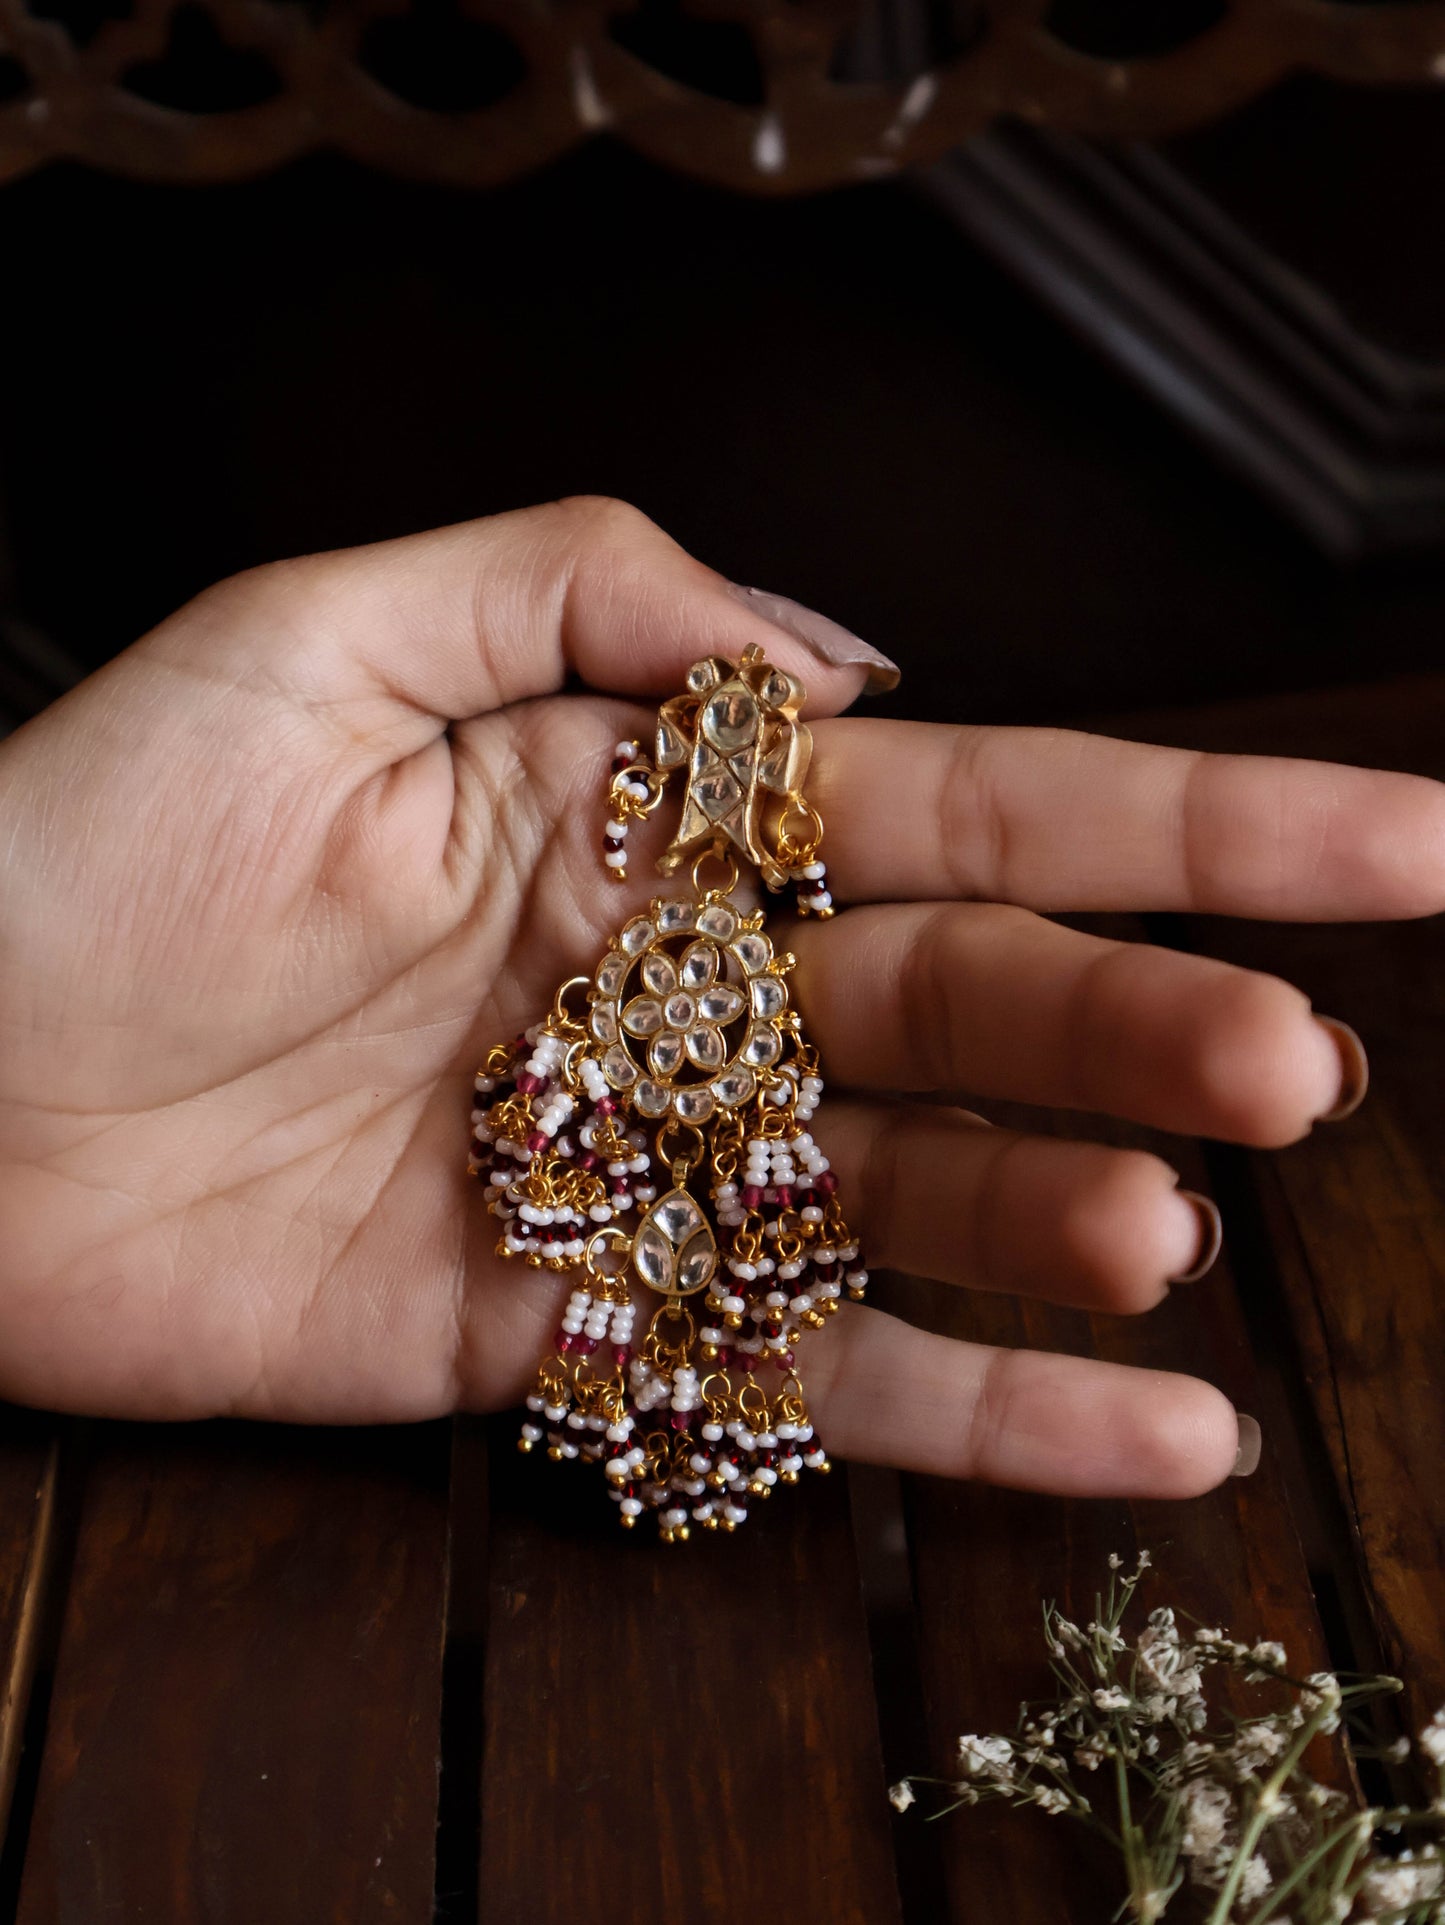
[2,671,1442,1924]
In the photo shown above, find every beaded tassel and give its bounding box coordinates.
[468,646,867,1539]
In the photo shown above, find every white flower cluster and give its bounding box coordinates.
[889,1551,1445,1925]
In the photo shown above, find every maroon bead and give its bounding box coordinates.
[594,1096,617,1115]
[603,836,624,853]
[575,1336,598,1355]
[670,1410,692,1430]
[742,1184,764,1210]
[525,1128,548,1153]
[556,1332,574,1352]
[774,1350,795,1370]
[613,1346,631,1369]
[516,1071,543,1096]
[774,1185,794,1210]
[816,1170,839,1195]
[611,755,629,773]
[577,1150,599,1173]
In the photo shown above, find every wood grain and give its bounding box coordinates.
[1107,676,1445,1738]
[895,1010,1342,1920]
[475,1414,902,1925]
[0,1408,70,1850]
[15,1419,450,1925]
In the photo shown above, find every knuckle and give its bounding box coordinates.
[550,493,660,552]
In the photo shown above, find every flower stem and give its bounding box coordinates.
[1203,1705,1333,1925]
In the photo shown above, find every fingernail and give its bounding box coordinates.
[1169,1191,1222,1284]
[1315,1016,1369,1123]
[1232,1413,1262,1478]
[724,583,901,692]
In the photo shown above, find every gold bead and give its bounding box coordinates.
[620,1512,636,1529]
[517,1438,534,1454]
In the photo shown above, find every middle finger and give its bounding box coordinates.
[790,901,1352,1146]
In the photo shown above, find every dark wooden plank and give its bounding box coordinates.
[896,964,1341,1920]
[16,1418,451,1925]
[0,1408,69,1846]
[1183,896,1445,1733]
[476,1419,903,1925]
[1103,674,1445,1734]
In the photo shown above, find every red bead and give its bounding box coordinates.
[577,1151,599,1173]
[603,836,624,852]
[556,1332,574,1352]
[525,1128,548,1153]
[775,1350,795,1369]
[742,1184,764,1210]
[670,1410,691,1430]
[594,1096,617,1115]
[516,1071,542,1096]
[816,1170,839,1195]
[774,1185,794,1210]
[613,1346,631,1369]
[575,1336,598,1355]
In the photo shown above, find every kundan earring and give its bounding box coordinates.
[467,645,868,1540]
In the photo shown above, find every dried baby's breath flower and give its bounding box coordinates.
[890,1553,1443,1925]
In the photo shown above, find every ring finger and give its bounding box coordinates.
[817,1098,1221,1313]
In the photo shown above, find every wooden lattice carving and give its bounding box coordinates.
[3,0,1445,194]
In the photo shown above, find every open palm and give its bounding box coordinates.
[2,499,1440,1498]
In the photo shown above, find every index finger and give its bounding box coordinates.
[809,717,1445,921]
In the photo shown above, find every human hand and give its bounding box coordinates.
[2,499,1438,1496]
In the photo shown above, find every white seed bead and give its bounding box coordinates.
[605,818,628,838]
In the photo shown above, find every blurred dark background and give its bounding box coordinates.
[5,20,1445,733]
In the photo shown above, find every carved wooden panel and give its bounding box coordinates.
[5,0,1445,195]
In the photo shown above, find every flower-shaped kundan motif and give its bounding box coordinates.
[621,940,746,1082]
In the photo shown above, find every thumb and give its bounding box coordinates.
[134,496,896,760]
